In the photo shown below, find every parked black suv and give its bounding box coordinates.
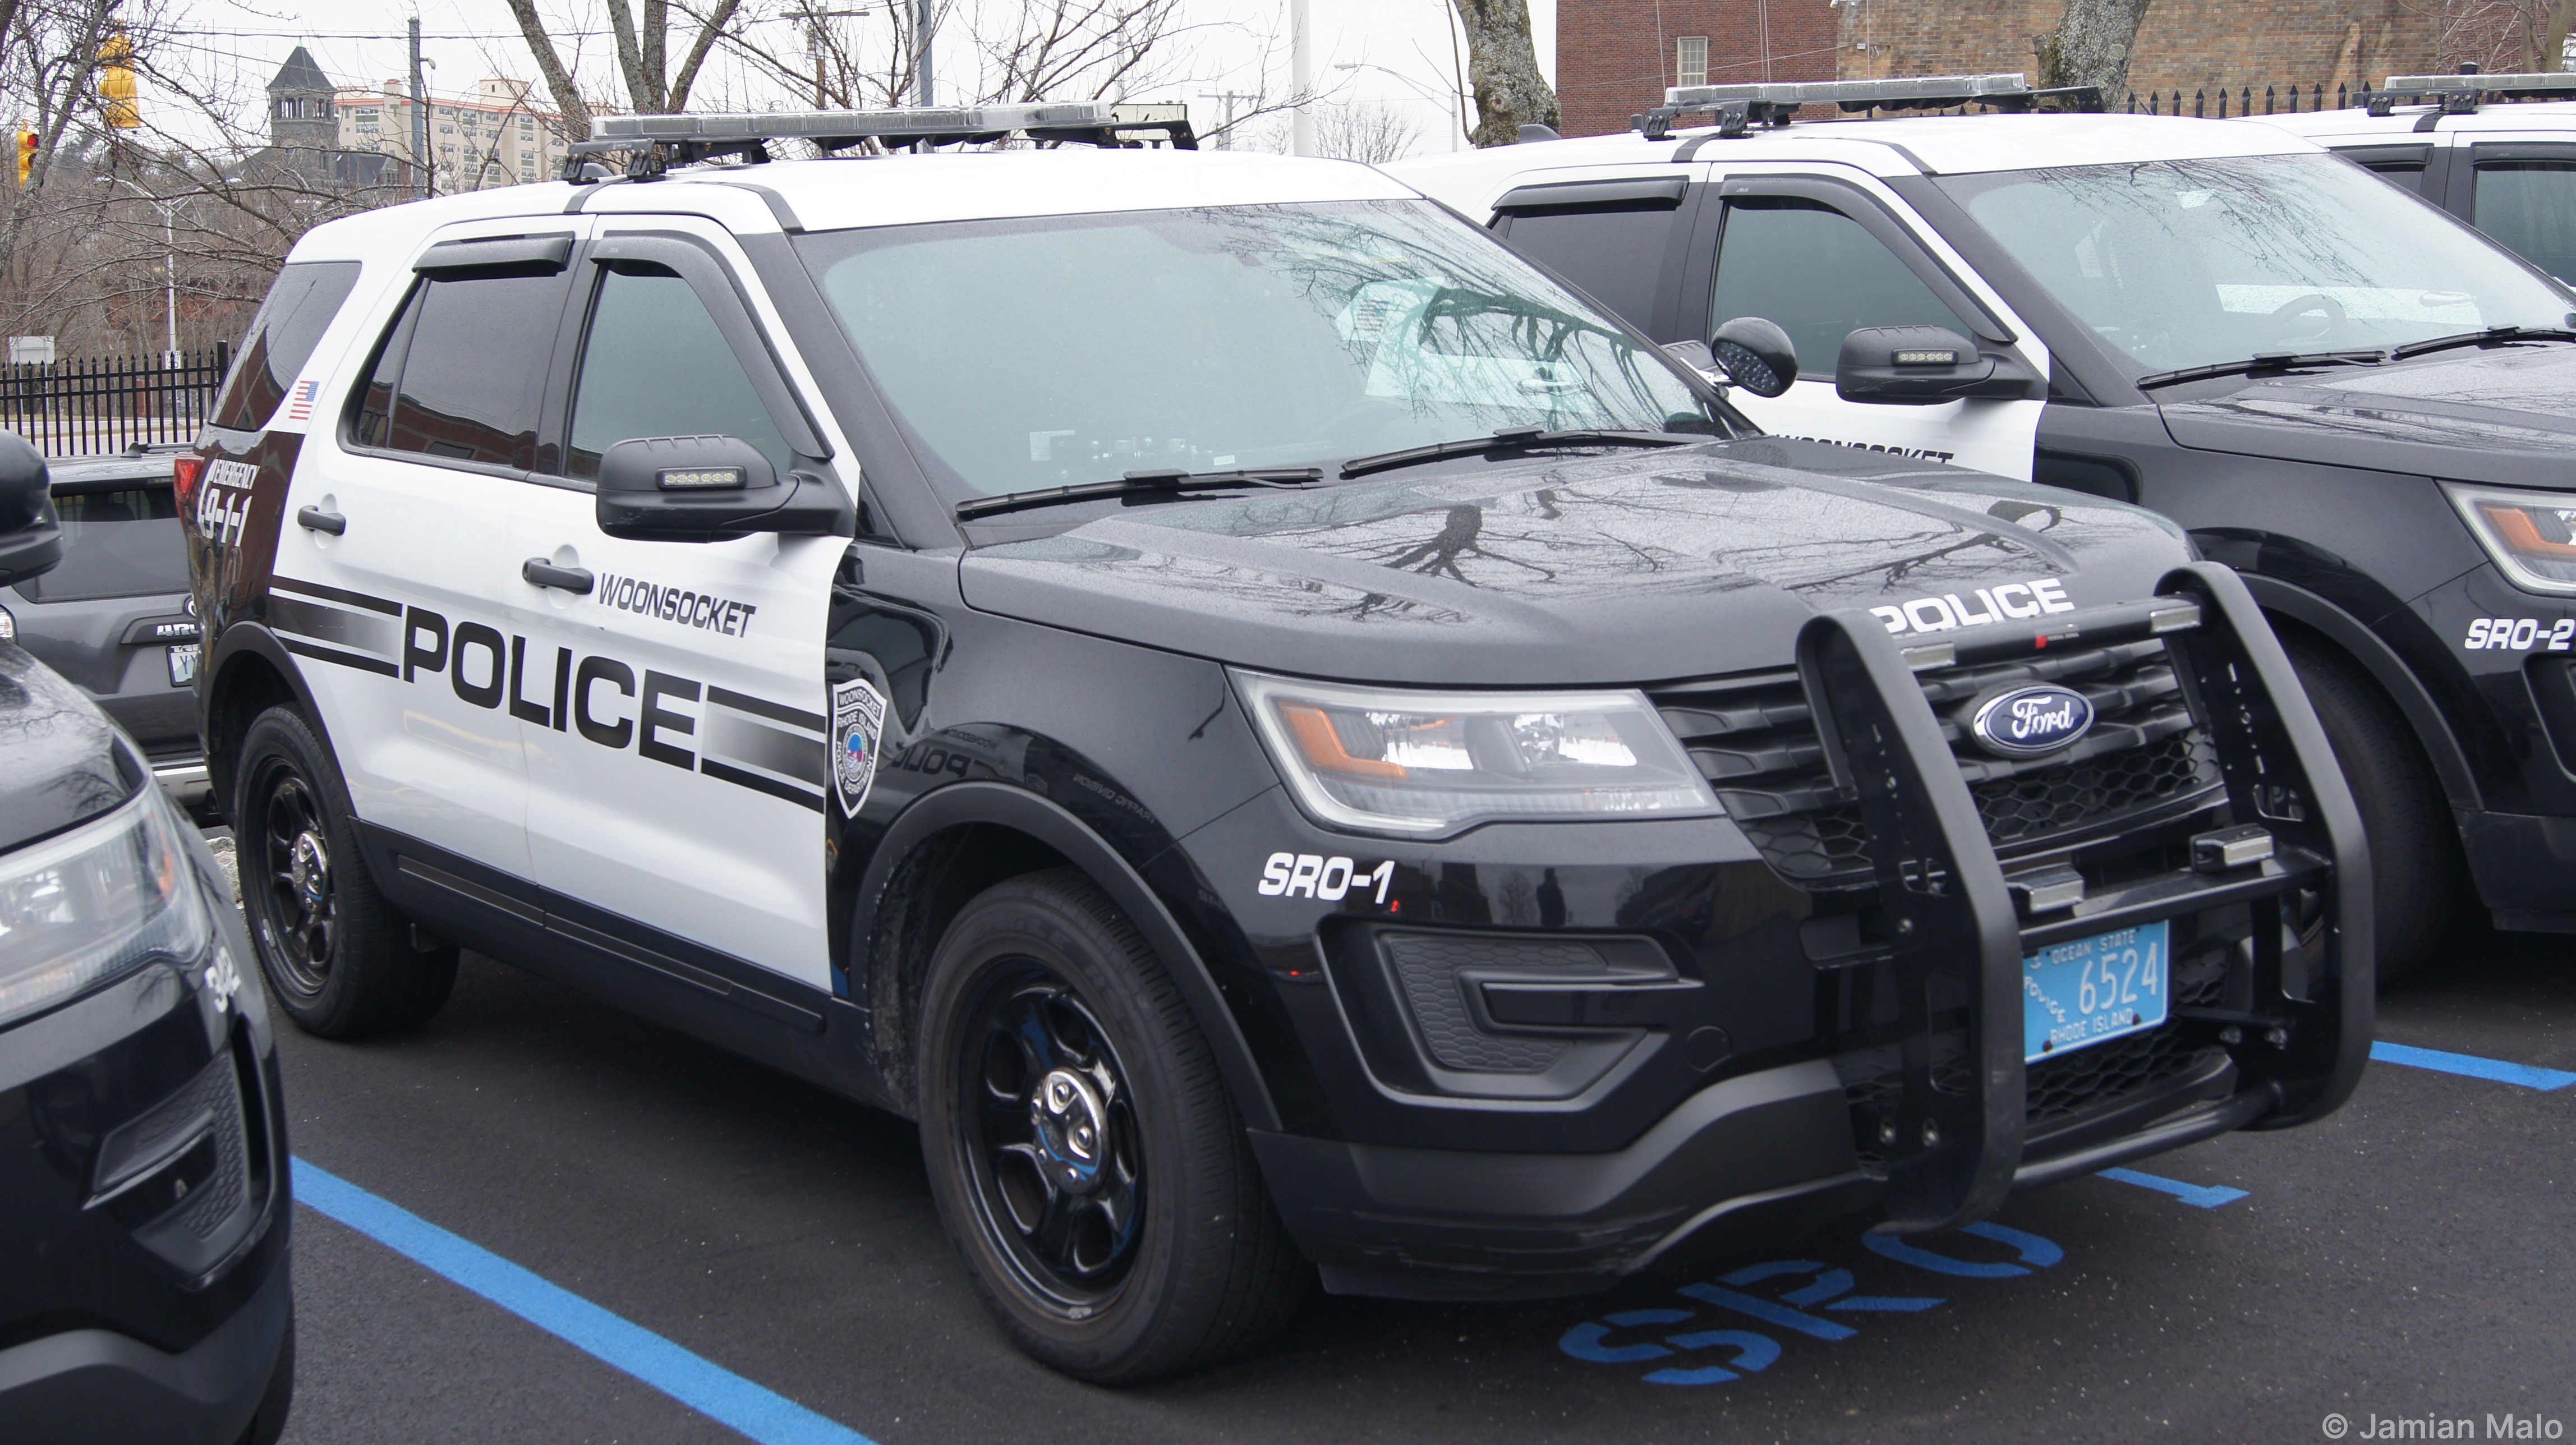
[192,108,2366,1383]
[0,431,294,1443]
[3,444,206,814]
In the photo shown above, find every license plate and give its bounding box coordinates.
[2023,920,2169,1062]
[167,643,198,687]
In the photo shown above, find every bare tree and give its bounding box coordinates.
[1450,0,1556,146]
[2412,0,2576,72]
[504,0,744,139]
[1309,100,1420,163]
[2031,0,2153,98]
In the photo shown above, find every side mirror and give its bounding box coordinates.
[1835,325,2041,406]
[595,435,847,542]
[1709,316,1799,398]
[0,429,61,590]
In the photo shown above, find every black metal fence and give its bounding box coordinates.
[1,344,231,458]
[2125,83,2353,117]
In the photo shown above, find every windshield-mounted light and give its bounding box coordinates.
[2443,482,2576,596]
[0,781,211,1029]
[1232,671,1721,837]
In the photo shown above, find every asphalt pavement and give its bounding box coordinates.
[251,871,2575,1445]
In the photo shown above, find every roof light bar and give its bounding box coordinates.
[2382,70,2576,95]
[1636,71,2100,140]
[594,101,1120,144]
[1664,72,2036,109]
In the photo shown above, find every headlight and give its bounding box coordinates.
[2445,482,2576,596]
[0,781,211,1029]
[1233,670,1719,836]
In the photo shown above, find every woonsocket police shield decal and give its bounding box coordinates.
[831,677,887,818]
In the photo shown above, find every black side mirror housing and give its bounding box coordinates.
[0,429,61,590]
[1708,316,1799,398]
[595,435,848,542]
[1835,325,2041,406]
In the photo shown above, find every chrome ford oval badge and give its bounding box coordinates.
[1968,684,2095,759]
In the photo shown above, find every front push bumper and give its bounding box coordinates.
[1254,564,2371,1301]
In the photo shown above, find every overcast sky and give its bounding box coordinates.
[170,0,1556,158]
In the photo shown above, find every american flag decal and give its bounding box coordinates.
[284,379,318,422]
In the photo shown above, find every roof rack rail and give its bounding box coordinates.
[1633,72,2101,141]
[2363,68,2576,116]
[562,101,1195,180]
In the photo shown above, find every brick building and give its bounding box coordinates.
[1557,0,1837,137]
[1557,0,2449,137]
[334,76,573,192]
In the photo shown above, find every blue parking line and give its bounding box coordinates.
[291,1157,877,1445]
[2096,1167,2250,1209]
[2371,1041,2576,1092]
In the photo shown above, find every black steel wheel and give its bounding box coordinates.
[916,868,1307,1383]
[232,706,456,1037]
[959,968,1146,1308]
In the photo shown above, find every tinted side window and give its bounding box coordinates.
[354,271,565,470]
[566,264,792,478]
[210,260,361,430]
[1711,199,1974,377]
[2359,161,2426,194]
[1501,205,1675,331]
[2474,160,2576,283]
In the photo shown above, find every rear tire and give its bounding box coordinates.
[916,868,1307,1383]
[233,706,457,1037]
[2281,636,2460,986]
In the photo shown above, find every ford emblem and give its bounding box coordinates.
[1968,683,2095,760]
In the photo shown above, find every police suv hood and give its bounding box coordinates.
[0,641,142,854]
[2161,343,2576,489]
[958,438,2194,687]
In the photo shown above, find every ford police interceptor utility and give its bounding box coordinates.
[1390,75,2576,981]
[186,102,2366,1383]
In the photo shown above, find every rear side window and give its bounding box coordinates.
[1711,199,1975,377]
[2474,159,2576,284]
[210,261,361,431]
[1501,206,1673,332]
[14,480,185,602]
[351,271,567,470]
[565,263,791,478]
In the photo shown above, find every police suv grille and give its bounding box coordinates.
[1649,638,2223,885]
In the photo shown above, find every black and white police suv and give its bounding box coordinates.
[0,431,295,1445]
[190,102,2365,1383]
[2245,70,2576,284]
[1390,74,2576,979]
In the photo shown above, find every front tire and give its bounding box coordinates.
[2283,636,2460,986]
[233,706,457,1037]
[916,869,1307,1383]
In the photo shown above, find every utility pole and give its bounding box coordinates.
[1197,89,1260,148]
[783,8,864,107]
[1290,0,1312,155]
[408,17,431,197]
[914,0,935,105]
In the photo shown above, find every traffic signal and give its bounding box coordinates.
[15,131,33,187]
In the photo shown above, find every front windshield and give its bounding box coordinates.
[1938,153,2576,378]
[795,199,1718,496]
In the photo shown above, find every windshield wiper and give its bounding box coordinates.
[1338,426,1701,481]
[2387,325,2576,362]
[956,467,1324,522]
[2134,349,2389,391]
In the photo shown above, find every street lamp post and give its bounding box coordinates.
[1331,61,1467,150]
[101,176,178,364]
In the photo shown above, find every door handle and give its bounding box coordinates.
[522,558,595,595]
[296,505,346,535]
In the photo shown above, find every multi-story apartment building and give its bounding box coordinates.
[334,76,573,191]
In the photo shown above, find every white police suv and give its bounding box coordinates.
[1388,76,2576,982]
[188,102,2366,1382]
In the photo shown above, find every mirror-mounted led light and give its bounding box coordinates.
[2442,481,2576,596]
[657,466,746,490]
[1892,349,1958,366]
[1233,671,1720,836]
